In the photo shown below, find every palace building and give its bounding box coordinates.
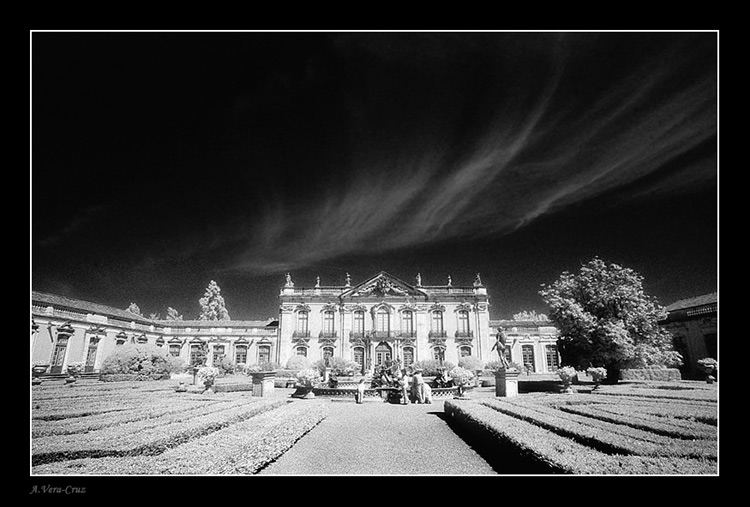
[30,271,496,376]
[278,271,493,372]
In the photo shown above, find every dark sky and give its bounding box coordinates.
[31,31,718,321]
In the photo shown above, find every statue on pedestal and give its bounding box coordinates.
[491,328,510,368]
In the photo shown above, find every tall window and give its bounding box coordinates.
[323,310,335,335]
[457,310,470,334]
[545,345,559,371]
[401,311,414,336]
[190,344,205,366]
[213,345,225,365]
[402,346,414,366]
[353,347,364,371]
[50,336,69,373]
[258,345,271,364]
[376,308,389,332]
[522,345,535,372]
[297,311,309,334]
[353,310,364,334]
[169,343,181,357]
[431,311,443,333]
[235,345,248,364]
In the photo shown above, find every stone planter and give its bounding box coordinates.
[32,365,49,377]
[175,381,188,393]
[250,371,277,397]
[494,369,520,398]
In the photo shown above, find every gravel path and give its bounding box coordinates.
[258,398,497,475]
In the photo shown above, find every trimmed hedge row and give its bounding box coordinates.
[32,398,286,465]
[100,373,171,382]
[553,404,716,441]
[32,400,328,475]
[591,386,717,403]
[620,368,682,381]
[444,400,716,474]
[481,399,716,460]
[32,398,231,437]
[591,401,717,426]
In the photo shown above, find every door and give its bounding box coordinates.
[353,347,364,374]
[374,342,391,366]
[50,336,69,374]
[85,338,99,372]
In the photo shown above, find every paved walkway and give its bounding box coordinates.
[259,397,497,475]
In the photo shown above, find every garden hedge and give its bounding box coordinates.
[619,368,682,381]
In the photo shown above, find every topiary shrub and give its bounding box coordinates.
[286,355,311,371]
[313,357,359,376]
[100,344,180,378]
[458,355,484,372]
[412,359,456,377]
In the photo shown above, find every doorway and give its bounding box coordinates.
[374,342,392,366]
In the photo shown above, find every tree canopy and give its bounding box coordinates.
[539,258,681,380]
[198,280,231,321]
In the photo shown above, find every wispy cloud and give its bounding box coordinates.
[226,34,717,274]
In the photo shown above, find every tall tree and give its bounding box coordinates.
[198,280,231,321]
[539,257,681,383]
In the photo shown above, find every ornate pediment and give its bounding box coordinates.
[341,272,426,299]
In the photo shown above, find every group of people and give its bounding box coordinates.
[358,363,435,405]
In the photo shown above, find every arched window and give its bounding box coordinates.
[353,346,364,372]
[296,346,307,357]
[190,343,205,366]
[431,311,444,333]
[402,346,414,367]
[459,345,472,357]
[457,310,470,334]
[545,344,559,371]
[322,346,334,363]
[235,344,248,364]
[213,345,225,365]
[401,311,414,336]
[168,342,181,357]
[522,344,535,372]
[258,344,271,364]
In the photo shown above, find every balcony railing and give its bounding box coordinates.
[292,330,311,338]
[318,331,338,340]
[368,331,397,340]
[428,330,447,338]
[399,331,417,338]
[349,331,365,339]
[454,330,474,338]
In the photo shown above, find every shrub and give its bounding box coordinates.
[100,344,176,377]
[216,357,236,375]
[619,368,682,381]
[458,355,484,372]
[449,366,474,386]
[412,359,456,376]
[313,357,359,376]
[587,367,608,384]
[297,368,320,388]
[246,362,280,373]
[286,355,311,370]
[557,366,578,385]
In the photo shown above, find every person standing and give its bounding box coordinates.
[355,378,366,404]
[412,368,425,404]
[400,368,412,405]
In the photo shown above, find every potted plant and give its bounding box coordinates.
[557,366,577,393]
[296,368,320,399]
[449,366,474,399]
[197,366,220,393]
[586,367,608,390]
[697,358,717,384]
[32,362,49,377]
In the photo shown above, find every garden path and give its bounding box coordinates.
[258,398,497,475]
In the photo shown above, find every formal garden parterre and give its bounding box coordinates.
[445,381,717,475]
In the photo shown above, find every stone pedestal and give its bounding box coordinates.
[251,371,276,397]
[323,367,332,383]
[494,369,519,398]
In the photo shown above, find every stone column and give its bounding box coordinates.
[494,368,519,398]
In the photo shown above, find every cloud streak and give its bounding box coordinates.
[225,33,716,274]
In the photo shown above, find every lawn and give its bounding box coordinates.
[30,380,328,475]
[445,380,718,475]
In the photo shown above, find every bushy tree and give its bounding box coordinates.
[198,280,231,321]
[166,307,183,321]
[458,355,484,372]
[539,258,682,383]
[286,355,311,371]
[512,310,549,321]
[100,343,184,377]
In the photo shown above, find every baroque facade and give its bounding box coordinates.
[660,293,718,379]
[31,292,278,375]
[278,271,492,373]
[489,319,560,374]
